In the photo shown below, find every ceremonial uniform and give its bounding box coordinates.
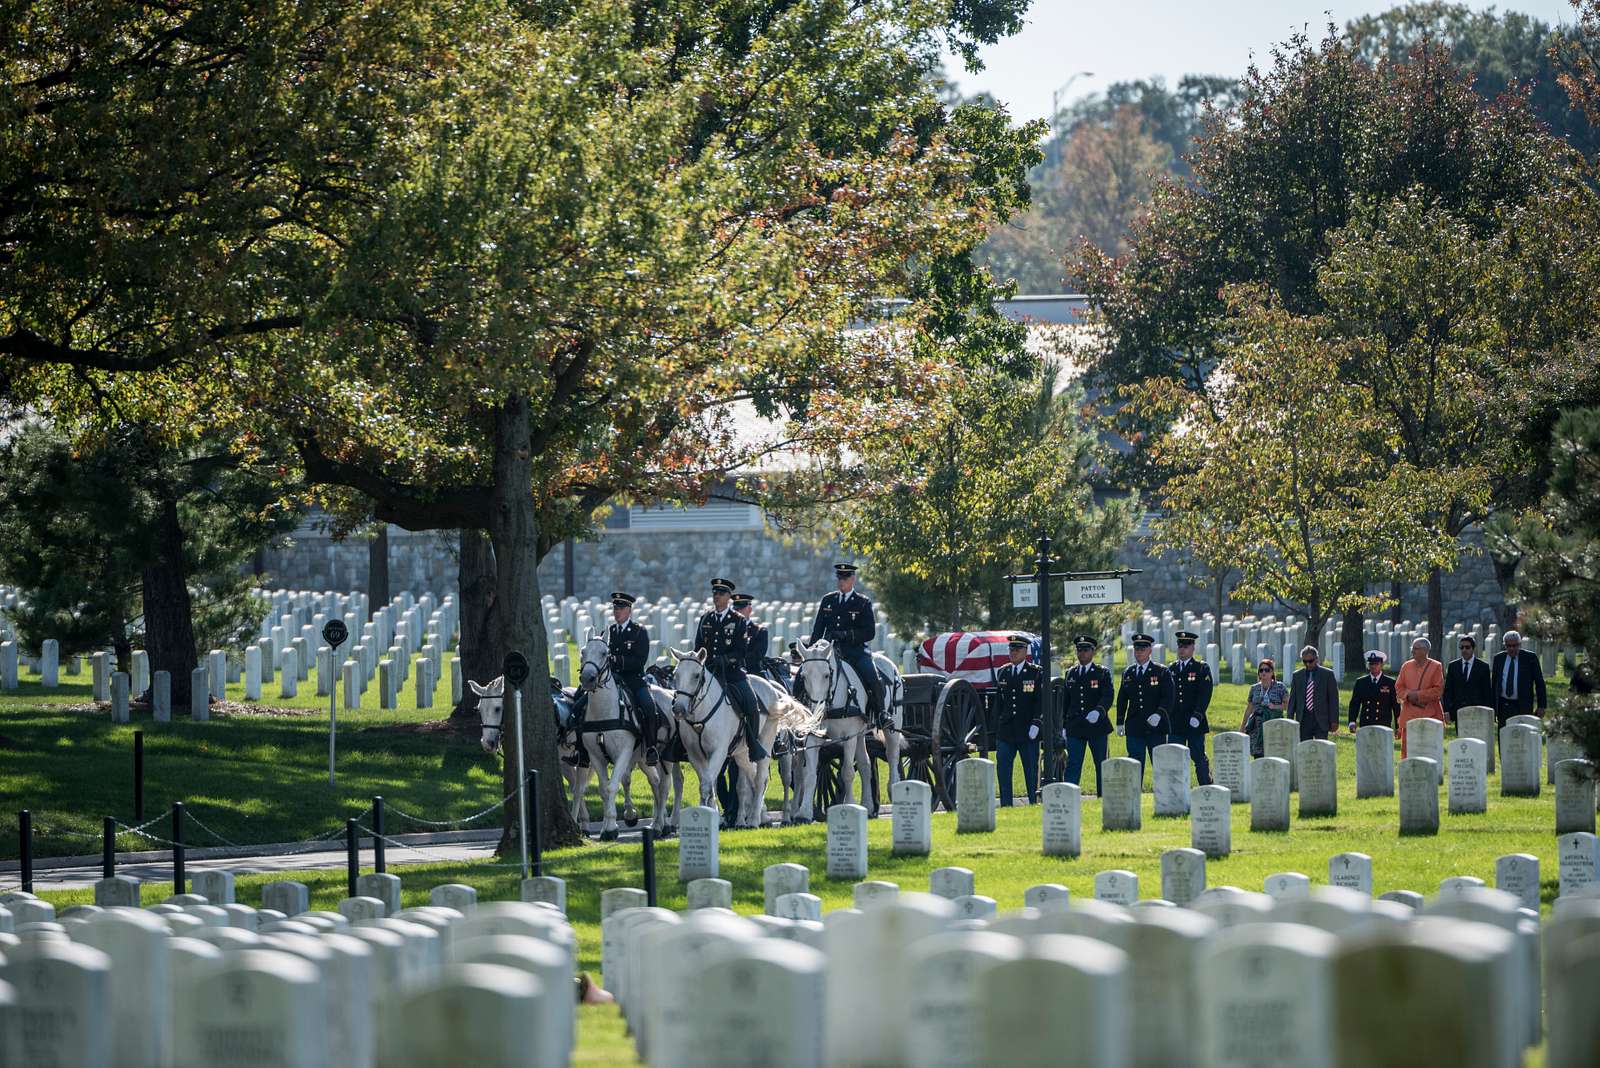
[993,638,1044,806]
[696,578,765,760]
[1169,631,1214,786]
[573,592,661,762]
[1116,634,1173,782]
[1347,655,1399,730]
[808,563,883,723]
[1061,636,1114,795]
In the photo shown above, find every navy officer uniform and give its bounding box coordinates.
[1060,635,1115,795]
[572,592,661,764]
[992,635,1044,806]
[1347,650,1399,730]
[695,578,766,760]
[1169,630,1214,786]
[808,562,884,724]
[1116,632,1174,783]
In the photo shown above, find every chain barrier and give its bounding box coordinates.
[383,786,520,830]
[181,809,246,850]
[356,823,522,869]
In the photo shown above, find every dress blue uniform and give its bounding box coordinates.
[1169,631,1213,786]
[696,578,765,760]
[808,563,883,723]
[572,592,661,762]
[1061,635,1114,794]
[1116,633,1174,784]
[993,636,1044,806]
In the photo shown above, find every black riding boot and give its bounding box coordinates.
[643,709,660,765]
[744,709,768,760]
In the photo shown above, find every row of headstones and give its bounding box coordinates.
[0,870,575,1068]
[603,867,1600,1068]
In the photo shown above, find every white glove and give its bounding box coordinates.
[1117,725,1126,737]
[1027,724,1040,741]
[1189,716,1200,729]
[1146,713,1160,728]
[1086,709,1101,724]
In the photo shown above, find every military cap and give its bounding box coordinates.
[833,562,859,577]
[1365,649,1387,663]
[1131,633,1155,648]
[610,591,636,606]
[731,593,754,607]
[1175,630,1198,644]
[1074,634,1099,651]
[1007,634,1030,649]
[710,578,735,594]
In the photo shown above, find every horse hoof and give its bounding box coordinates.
[623,809,639,827]
[792,816,811,826]
[599,828,618,842]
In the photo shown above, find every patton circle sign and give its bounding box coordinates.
[1062,578,1124,606]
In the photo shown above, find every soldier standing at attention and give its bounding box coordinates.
[992,635,1044,806]
[808,562,884,725]
[1348,650,1399,731]
[1061,635,1115,795]
[1116,633,1173,783]
[572,592,661,764]
[695,578,766,760]
[1169,630,1214,786]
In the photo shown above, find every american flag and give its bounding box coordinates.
[916,631,1041,689]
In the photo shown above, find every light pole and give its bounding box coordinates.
[1051,71,1095,130]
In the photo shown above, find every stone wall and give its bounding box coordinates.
[260,519,1506,625]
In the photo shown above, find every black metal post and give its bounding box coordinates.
[526,769,542,877]
[1037,529,1058,787]
[171,802,185,895]
[133,731,144,821]
[641,825,657,907]
[18,810,32,893]
[102,816,115,879]
[346,818,360,898]
[372,796,385,874]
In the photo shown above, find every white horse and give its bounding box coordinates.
[575,633,682,841]
[471,674,587,826]
[792,638,905,821]
[669,649,819,829]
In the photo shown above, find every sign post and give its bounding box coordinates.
[503,650,531,880]
[1005,529,1139,787]
[322,619,349,786]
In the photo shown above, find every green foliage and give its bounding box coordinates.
[0,422,297,663]
[841,359,1136,641]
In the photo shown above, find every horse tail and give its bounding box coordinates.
[769,690,824,737]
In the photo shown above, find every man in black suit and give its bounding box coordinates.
[1061,635,1114,795]
[1492,630,1547,727]
[1289,644,1340,740]
[1442,634,1494,727]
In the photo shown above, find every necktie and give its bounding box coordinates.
[1504,656,1517,700]
[1305,673,1315,713]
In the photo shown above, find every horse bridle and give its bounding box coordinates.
[579,640,614,693]
[673,661,729,735]
[802,650,842,716]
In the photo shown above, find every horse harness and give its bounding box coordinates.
[803,650,865,721]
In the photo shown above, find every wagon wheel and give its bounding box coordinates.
[814,745,841,812]
[932,678,982,811]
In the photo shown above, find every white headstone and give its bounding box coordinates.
[356,873,401,917]
[929,867,976,901]
[1263,718,1301,790]
[429,883,477,913]
[1501,724,1542,797]
[601,887,648,919]
[1495,853,1540,913]
[1094,869,1139,906]
[110,670,129,723]
[1399,757,1440,835]
[1406,718,1446,783]
[1556,759,1597,836]
[1199,923,1336,1068]
[1040,781,1081,857]
[1379,889,1425,910]
[1024,884,1071,913]
[1548,927,1600,1068]
[261,880,310,917]
[93,874,142,909]
[1212,731,1252,802]
[1458,705,1497,773]
[1264,872,1312,900]
[173,948,325,1068]
[951,894,997,921]
[1151,743,1191,816]
[1448,738,1489,815]
[1329,852,1373,896]
[1125,907,1215,1066]
[40,638,58,687]
[679,805,720,881]
[1548,733,1583,786]
[76,909,171,1068]
[906,931,1025,1068]
[1191,784,1232,858]
[1559,832,1600,899]
[449,935,570,1066]
[244,645,262,701]
[191,869,236,905]
[1102,757,1143,831]
[826,803,869,881]
[0,940,112,1066]
[1160,847,1207,906]
[979,935,1128,1067]
[389,962,542,1068]
[697,940,824,1068]
[763,864,809,916]
[956,758,996,833]
[688,878,734,910]
[189,666,209,719]
[92,650,110,701]
[1296,739,1337,817]
[823,896,956,1066]
[891,779,932,856]
[519,876,566,914]
[1251,756,1291,831]
[1364,726,1402,796]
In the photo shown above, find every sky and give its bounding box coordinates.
[948,0,1580,127]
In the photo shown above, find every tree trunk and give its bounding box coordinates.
[140,493,198,706]
[489,394,582,851]
[1212,565,1229,624]
[1492,552,1520,628]
[1389,582,1404,625]
[1341,606,1364,676]
[367,524,389,618]
[452,528,499,722]
[1427,565,1444,652]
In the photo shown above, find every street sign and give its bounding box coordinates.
[1012,581,1039,608]
[502,651,530,688]
[321,618,348,649]
[1062,577,1124,606]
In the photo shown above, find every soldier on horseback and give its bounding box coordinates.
[695,578,766,760]
[571,591,661,764]
[809,562,884,726]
